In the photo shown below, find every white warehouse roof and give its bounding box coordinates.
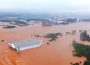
[9,39,42,52]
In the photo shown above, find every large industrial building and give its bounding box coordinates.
[9,39,42,52]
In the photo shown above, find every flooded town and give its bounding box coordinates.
[0,0,90,65]
[0,16,90,65]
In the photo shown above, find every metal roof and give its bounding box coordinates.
[10,39,41,49]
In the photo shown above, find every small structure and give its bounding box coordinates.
[9,39,42,52]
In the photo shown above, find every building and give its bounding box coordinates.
[42,21,53,26]
[9,39,42,52]
[80,31,90,41]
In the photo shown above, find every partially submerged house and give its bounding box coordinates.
[9,39,42,52]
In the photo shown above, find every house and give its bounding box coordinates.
[8,39,42,52]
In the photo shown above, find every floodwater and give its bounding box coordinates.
[0,22,89,65]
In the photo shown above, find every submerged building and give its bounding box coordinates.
[9,39,42,52]
[80,31,90,41]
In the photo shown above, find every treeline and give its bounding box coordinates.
[72,41,90,65]
[44,33,62,42]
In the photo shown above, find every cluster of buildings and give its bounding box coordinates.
[0,16,81,28]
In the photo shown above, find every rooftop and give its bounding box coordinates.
[9,39,42,51]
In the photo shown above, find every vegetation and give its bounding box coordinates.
[1,40,4,42]
[44,33,62,42]
[73,41,90,57]
[3,25,16,28]
[15,21,29,26]
[72,40,90,65]
[71,63,79,65]
[84,60,90,65]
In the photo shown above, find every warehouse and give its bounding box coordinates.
[9,39,42,52]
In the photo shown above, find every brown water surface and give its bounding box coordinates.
[0,22,89,65]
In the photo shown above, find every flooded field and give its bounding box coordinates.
[0,22,89,65]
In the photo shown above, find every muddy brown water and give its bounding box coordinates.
[0,22,89,65]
